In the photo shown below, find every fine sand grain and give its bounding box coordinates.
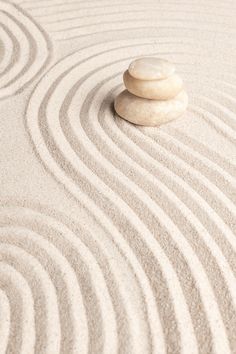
[0,0,236,353]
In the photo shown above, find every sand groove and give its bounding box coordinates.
[0,0,51,99]
[23,35,236,352]
[1,0,236,353]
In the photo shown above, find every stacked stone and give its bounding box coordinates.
[114,57,188,126]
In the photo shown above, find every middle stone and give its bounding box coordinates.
[123,70,183,100]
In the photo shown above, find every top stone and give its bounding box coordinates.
[128,57,175,81]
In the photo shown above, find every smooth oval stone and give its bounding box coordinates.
[123,70,183,100]
[114,90,188,126]
[128,57,175,81]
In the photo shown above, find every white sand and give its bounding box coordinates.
[0,0,236,353]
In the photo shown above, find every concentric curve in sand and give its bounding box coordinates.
[24,35,236,353]
[0,201,172,353]
[17,0,236,43]
[0,1,51,99]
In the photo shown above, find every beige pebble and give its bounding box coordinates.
[114,90,188,126]
[123,70,183,100]
[128,57,175,81]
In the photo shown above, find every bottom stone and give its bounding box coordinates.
[114,90,188,126]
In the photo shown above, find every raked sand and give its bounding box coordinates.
[0,0,236,353]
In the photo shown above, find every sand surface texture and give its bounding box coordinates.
[0,0,236,353]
